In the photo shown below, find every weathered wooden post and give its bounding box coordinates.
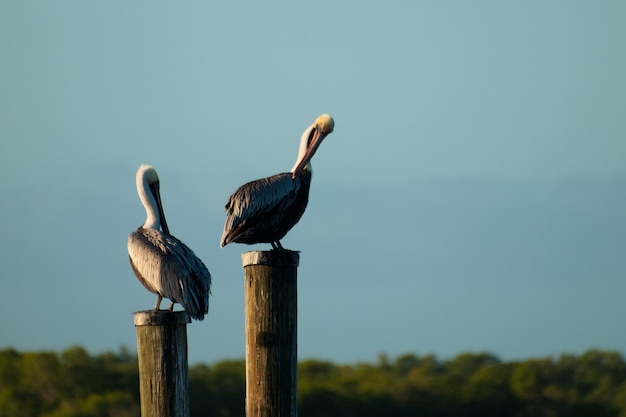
[134,310,191,417]
[242,250,299,417]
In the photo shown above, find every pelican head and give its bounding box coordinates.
[136,164,170,234]
[291,114,335,177]
[313,114,335,134]
[137,164,159,187]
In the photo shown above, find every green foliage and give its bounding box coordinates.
[1,347,625,417]
[0,346,139,417]
[189,360,245,417]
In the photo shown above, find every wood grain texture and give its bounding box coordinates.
[134,310,191,417]
[243,251,298,417]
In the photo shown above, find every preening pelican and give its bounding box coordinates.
[220,114,335,250]
[128,164,211,321]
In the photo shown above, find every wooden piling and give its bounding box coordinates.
[134,310,191,417]
[242,250,300,417]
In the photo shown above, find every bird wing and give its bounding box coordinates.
[221,172,300,246]
[128,228,211,319]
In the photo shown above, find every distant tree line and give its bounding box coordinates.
[1,346,625,417]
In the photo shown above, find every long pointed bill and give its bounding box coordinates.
[291,127,328,178]
[151,183,170,235]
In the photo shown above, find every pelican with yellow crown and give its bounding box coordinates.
[220,114,335,250]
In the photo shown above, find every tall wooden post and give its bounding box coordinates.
[242,250,300,417]
[134,310,191,417]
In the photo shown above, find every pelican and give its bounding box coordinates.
[128,164,211,321]
[220,114,335,250]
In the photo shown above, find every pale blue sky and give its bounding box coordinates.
[1,2,625,365]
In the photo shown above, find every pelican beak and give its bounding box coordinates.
[291,126,329,178]
[151,182,170,235]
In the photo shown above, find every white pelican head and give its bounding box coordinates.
[136,164,170,234]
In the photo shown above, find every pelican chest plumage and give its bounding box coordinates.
[220,114,335,250]
[128,164,211,321]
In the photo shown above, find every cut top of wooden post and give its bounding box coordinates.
[241,250,300,268]
[133,310,191,326]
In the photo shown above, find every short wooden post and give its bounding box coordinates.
[134,310,191,417]
[242,250,300,417]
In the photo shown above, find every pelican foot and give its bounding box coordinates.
[271,241,286,251]
[154,295,163,310]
